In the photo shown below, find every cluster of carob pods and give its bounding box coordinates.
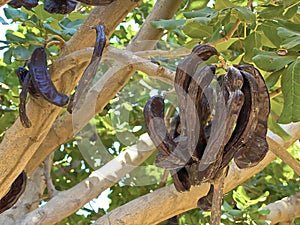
[0,25,106,214]
[144,44,270,210]
[1,30,270,216]
[8,0,114,14]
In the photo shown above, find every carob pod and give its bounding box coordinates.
[233,65,270,168]
[44,0,77,14]
[194,66,244,183]
[77,0,115,5]
[143,96,183,169]
[67,25,106,113]
[173,45,219,167]
[16,66,40,98]
[8,0,38,10]
[220,66,260,170]
[0,171,27,214]
[29,47,69,107]
[18,68,32,128]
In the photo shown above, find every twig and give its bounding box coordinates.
[268,138,300,176]
[159,170,170,187]
[135,49,191,58]
[210,167,227,225]
[270,88,282,99]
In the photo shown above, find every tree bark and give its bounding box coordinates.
[262,192,300,224]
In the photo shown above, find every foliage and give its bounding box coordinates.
[0,0,299,224]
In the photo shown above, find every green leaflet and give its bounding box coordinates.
[253,49,296,72]
[278,59,300,123]
[268,115,291,141]
[243,32,262,63]
[150,19,185,30]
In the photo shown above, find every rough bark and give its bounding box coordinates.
[0,164,46,224]
[16,134,155,225]
[262,192,300,224]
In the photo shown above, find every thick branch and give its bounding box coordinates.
[268,138,300,176]
[93,123,300,225]
[16,134,155,225]
[262,192,300,224]
[0,0,139,200]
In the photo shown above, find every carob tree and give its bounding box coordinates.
[8,0,115,14]
[144,44,270,224]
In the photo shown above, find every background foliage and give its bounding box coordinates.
[0,0,299,224]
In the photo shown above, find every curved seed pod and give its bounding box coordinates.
[233,65,270,168]
[185,65,216,161]
[168,115,191,192]
[196,67,244,182]
[197,184,214,211]
[8,0,38,10]
[68,25,106,113]
[220,67,260,169]
[77,0,114,5]
[19,70,32,128]
[171,167,191,192]
[16,66,40,98]
[175,44,219,140]
[143,96,182,169]
[44,0,77,14]
[29,47,69,107]
[0,171,27,214]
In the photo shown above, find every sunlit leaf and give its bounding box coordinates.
[150,19,185,30]
[278,59,300,123]
[253,49,296,72]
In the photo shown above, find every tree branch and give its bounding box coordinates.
[93,123,300,225]
[16,134,156,225]
[262,192,300,224]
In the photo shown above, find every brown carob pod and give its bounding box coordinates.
[16,47,69,128]
[233,65,270,168]
[29,47,69,107]
[0,171,27,214]
[67,25,106,113]
[8,0,38,10]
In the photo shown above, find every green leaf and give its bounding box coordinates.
[150,19,185,30]
[267,115,291,141]
[281,36,300,49]
[253,49,296,72]
[183,18,213,38]
[183,7,218,19]
[3,48,12,64]
[243,32,262,63]
[277,27,300,38]
[13,46,31,60]
[0,16,8,25]
[232,6,255,23]
[5,33,26,44]
[4,8,28,21]
[215,38,238,52]
[265,69,283,89]
[215,0,234,10]
[259,5,284,19]
[259,22,282,47]
[278,59,300,123]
